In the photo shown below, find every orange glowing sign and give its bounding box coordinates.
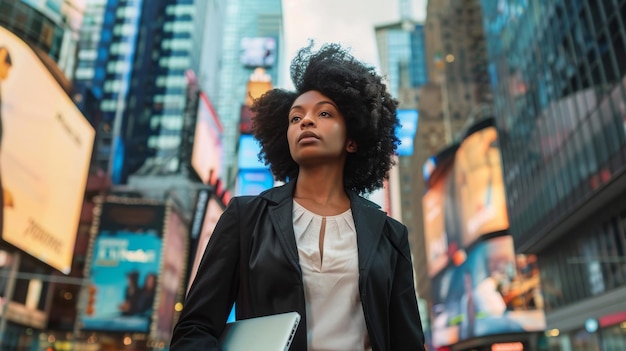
[492,342,524,351]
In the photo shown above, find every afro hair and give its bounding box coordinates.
[251,42,400,194]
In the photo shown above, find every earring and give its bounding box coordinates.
[347,142,357,152]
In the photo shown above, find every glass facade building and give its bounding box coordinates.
[375,21,428,98]
[481,0,626,348]
[73,0,210,184]
[212,0,283,187]
[0,0,83,80]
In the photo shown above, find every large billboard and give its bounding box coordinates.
[423,124,508,277]
[430,236,545,347]
[153,208,188,344]
[81,200,166,333]
[191,92,223,185]
[396,109,419,156]
[423,119,545,348]
[239,37,277,68]
[0,26,95,274]
[454,126,508,247]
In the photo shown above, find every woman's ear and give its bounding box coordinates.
[346,139,358,153]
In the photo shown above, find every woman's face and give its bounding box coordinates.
[287,90,355,166]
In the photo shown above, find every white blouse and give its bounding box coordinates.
[292,200,372,351]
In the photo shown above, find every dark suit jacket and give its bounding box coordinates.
[170,180,425,351]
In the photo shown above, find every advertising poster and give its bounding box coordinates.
[82,200,166,333]
[454,126,509,247]
[187,196,224,293]
[422,177,448,277]
[396,109,419,156]
[191,92,223,185]
[239,37,277,68]
[0,26,95,274]
[154,208,188,343]
[430,236,545,348]
[422,148,463,278]
[424,120,545,348]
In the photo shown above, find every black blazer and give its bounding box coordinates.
[170,181,425,351]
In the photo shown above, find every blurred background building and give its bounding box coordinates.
[481,0,626,350]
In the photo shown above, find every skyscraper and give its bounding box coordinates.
[482,0,626,347]
[74,0,211,185]
[210,0,283,190]
[374,0,431,336]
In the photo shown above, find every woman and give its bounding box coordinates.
[170,43,425,351]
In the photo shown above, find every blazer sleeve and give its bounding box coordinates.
[389,223,426,351]
[169,197,242,351]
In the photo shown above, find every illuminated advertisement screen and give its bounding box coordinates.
[240,105,254,134]
[187,196,224,293]
[245,79,273,107]
[396,109,419,156]
[154,209,188,343]
[422,125,508,277]
[237,134,266,170]
[82,201,166,333]
[422,151,463,278]
[430,236,545,347]
[0,26,95,274]
[236,169,274,196]
[422,177,448,277]
[454,126,508,247]
[239,37,277,68]
[191,92,223,185]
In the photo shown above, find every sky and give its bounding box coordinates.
[280,0,428,89]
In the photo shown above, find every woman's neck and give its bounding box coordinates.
[293,167,350,215]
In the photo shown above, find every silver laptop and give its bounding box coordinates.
[219,312,301,351]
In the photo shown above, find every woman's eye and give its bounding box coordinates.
[290,116,301,123]
[320,111,330,117]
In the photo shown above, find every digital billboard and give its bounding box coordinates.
[245,76,273,107]
[454,126,508,247]
[240,105,254,134]
[0,26,95,274]
[422,176,448,277]
[237,134,266,170]
[430,236,545,347]
[236,170,274,196]
[187,195,224,293]
[82,200,166,333]
[423,119,545,348]
[191,92,223,185]
[154,208,188,343]
[239,37,277,68]
[423,124,508,277]
[396,109,419,156]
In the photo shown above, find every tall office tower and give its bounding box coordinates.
[482,0,626,348]
[424,0,491,141]
[212,0,283,190]
[73,0,212,186]
[374,0,430,333]
[73,0,143,179]
[408,0,491,335]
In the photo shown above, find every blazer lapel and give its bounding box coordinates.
[259,183,387,278]
[349,192,387,281]
[261,182,302,274]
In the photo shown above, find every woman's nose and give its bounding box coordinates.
[300,114,315,127]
